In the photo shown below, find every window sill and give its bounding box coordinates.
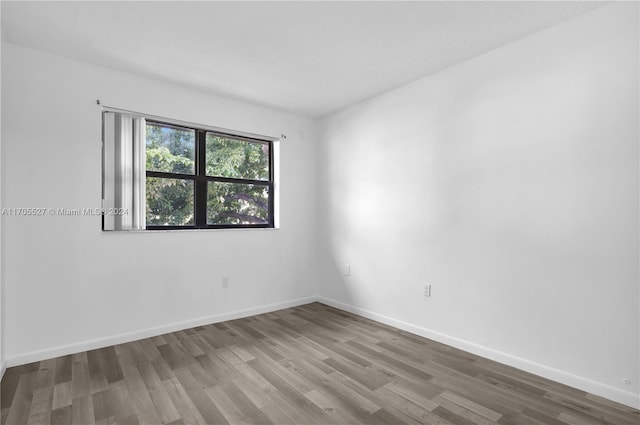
[101,226,280,234]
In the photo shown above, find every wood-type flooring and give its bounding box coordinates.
[2,302,638,424]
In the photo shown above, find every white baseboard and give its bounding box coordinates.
[317,296,640,410]
[5,296,316,368]
[5,294,638,409]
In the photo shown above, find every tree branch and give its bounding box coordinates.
[218,211,267,224]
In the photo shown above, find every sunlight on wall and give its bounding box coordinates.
[318,4,639,406]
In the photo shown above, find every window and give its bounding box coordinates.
[102,111,275,231]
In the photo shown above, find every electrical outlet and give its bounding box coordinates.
[424,284,431,297]
[222,277,229,288]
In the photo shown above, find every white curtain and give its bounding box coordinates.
[103,111,146,231]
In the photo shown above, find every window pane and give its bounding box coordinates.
[146,123,195,174]
[146,177,194,226]
[206,134,269,180]
[207,182,269,225]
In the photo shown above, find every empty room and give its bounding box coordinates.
[0,1,638,424]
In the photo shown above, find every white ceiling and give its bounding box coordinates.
[1,1,604,117]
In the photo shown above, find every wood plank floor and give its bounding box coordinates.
[1,302,638,425]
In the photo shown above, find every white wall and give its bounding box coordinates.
[318,4,639,408]
[2,1,638,410]
[0,7,5,379]
[2,42,317,364]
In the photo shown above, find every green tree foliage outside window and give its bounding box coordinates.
[145,124,195,225]
[145,122,271,228]
[206,135,269,225]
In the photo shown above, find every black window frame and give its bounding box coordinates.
[145,119,274,230]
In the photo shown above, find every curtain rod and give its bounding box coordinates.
[96,99,286,142]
